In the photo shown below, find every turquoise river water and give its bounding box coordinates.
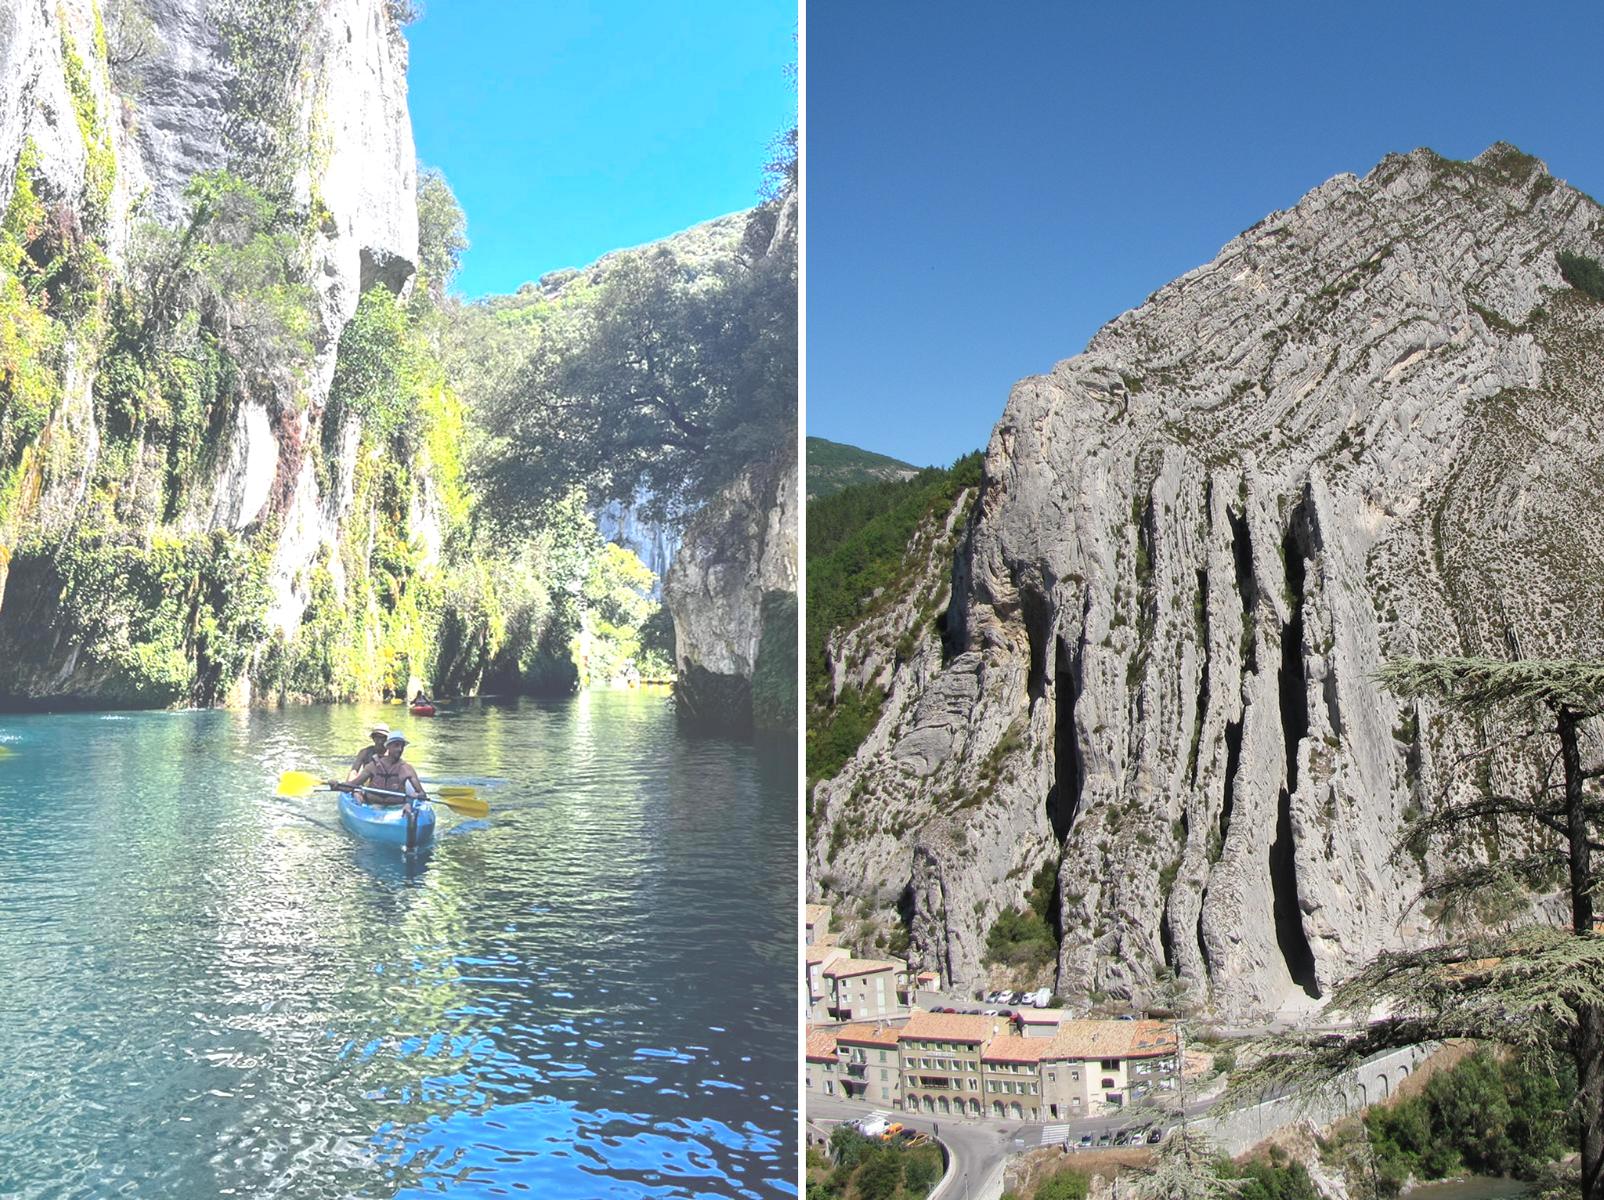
[0,692,796,1198]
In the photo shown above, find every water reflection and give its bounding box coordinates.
[0,693,796,1198]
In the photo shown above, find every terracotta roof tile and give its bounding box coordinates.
[1047,1019,1179,1060]
[805,904,832,926]
[898,1011,1002,1043]
[836,1021,901,1049]
[981,1034,1055,1064]
[822,957,903,979]
[807,1028,840,1061]
[806,944,847,966]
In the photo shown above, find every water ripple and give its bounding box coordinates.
[0,695,796,1198]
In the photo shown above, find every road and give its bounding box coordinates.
[807,1092,1219,1200]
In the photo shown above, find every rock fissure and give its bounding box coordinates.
[1272,506,1319,998]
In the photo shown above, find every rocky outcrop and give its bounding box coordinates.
[0,0,423,706]
[809,144,1604,1017]
[665,454,797,733]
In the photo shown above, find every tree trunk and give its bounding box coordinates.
[1561,708,1604,1198]
[1581,1011,1604,1200]
[1561,707,1592,934]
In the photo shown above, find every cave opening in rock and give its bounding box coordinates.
[1046,636,1083,842]
[1023,589,1052,702]
[1227,504,1259,674]
[1219,718,1242,856]
[1271,513,1319,998]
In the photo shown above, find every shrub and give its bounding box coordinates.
[1033,1168,1090,1200]
[1557,250,1604,301]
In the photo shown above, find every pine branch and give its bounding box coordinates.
[1377,658,1604,715]
[1231,927,1604,1106]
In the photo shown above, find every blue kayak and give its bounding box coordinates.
[338,791,436,852]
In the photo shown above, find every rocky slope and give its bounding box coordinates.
[0,0,434,706]
[809,144,1604,1017]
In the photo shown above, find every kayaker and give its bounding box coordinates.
[412,690,432,708]
[346,723,390,781]
[338,733,429,807]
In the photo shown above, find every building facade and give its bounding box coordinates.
[822,957,907,1022]
[835,1022,902,1108]
[895,1012,1002,1118]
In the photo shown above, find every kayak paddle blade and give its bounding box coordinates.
[437,791,489,818]
[275,770,323,798]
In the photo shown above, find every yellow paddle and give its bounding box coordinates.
[274,770,490,818]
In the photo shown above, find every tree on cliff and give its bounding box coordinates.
[1239,658,1604,1197]
[473,148,796,530]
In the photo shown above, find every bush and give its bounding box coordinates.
[1033,1168,1089,1200]
[1557,250,1604,301]
[1365,1049,1578,1190]
[985,905,1056,969]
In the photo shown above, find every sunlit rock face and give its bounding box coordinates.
[0,0,423,703]
[666,455,797,734]
[809,145,1604,1017]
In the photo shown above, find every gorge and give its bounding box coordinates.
[0,0,795,731]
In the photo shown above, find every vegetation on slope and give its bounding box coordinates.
[806,452,982,790]
[806,436,919,499]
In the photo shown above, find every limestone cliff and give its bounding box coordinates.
[666,453,797,734]
[809,144,1604,1017]
[0,0,429,707]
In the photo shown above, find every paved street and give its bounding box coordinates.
[807,1091,1218,1200]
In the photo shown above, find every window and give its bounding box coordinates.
[1071,1070,1080,1081]
[1100,1059,1119,1071]
[826,1081,834,1095]
[1101,1078,1116,1090]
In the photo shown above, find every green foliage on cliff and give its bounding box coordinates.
[805,453,982,789]
[59,22,116,234]
[752,589,798,733]
[1557,250,1604,302]
[984,864,1060,969]
[23,526,273,706]
[415,168,468,303]
[0,141,65,481]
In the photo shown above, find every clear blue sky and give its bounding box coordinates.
[809,1,1604,468]
[404,1,794,298]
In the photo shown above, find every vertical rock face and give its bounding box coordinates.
[0,0,422,704]
[809,145,1604,1017]
[665,454,797,733]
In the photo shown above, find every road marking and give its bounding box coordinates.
[1038,1123,1069,1146]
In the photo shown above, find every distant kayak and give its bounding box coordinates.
[410,703,436,716]
[338,791,436,851]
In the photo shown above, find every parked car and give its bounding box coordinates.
[1077,1133,1093,1148]
[1147,1127,1166,1144]
[1095,1131,1112,1147]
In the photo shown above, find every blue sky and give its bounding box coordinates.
[808,1,1604,468]
[404,1,794,298]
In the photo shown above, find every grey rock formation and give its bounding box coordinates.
[809,145,1604,1017]
[665,455,797,731]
